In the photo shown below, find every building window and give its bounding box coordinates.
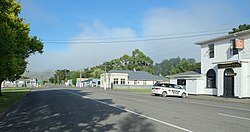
[177,79,186,86]
[121,79,125,85]
[232,48,238,55]
[143,80,147,85]
[114,78,118,84]
[207,69,216,88]
[208,44,214,58]
[134,80,137,85]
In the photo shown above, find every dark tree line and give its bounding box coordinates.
[154,57,200,76]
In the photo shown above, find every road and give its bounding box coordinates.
[0,87,250,132]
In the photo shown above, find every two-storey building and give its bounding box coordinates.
[169,29,250,98]
[196,29,250,98]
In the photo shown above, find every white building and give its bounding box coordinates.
[100,70,167,89]
[76,78,88,87]
[169,29,250,98]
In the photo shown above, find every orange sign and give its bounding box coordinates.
[235,39,244,49]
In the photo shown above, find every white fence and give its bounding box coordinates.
[113,84,153,89]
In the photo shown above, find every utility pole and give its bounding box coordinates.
[80,70,82,88]
[104,62,107,90]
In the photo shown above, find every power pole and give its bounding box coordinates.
[104,62,107,90]
[80,70,82,88]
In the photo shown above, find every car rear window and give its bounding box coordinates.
[153,83,163,86]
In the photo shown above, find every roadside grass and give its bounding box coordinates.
[114,88,151,93]
[0,88,31,113]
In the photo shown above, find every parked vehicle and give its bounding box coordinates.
[151,83,188,98]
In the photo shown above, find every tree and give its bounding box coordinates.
[49,77,55,84]
[67,71,80,80]
[130,49,154,73]
[72,78,77,86]
[54,69,70,85]
[229,24,250,34]
[168,59,201,75]
[101,49,154,73]
[0,0,44,95]
[91,68,104,78]
[154,57,182,76]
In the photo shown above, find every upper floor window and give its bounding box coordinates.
[114,78,118,84]
[207,69,216,88]
[208,44,214,58]
[231,39,239,55]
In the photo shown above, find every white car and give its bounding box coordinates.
[152,83,188,98]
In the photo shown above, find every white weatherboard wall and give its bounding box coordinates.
[170,78,204,95]
[200,33,250,98]
[100,73,128,88]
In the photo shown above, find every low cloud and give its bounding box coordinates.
[28,1,247,72]
[28,20,138,71]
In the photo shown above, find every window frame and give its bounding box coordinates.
[120,78,125,85]
[208,44,214,58]
[177,79,186,86]
[206,69,216,88]
[113,78,118,84]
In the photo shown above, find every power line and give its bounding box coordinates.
[44,31,227,44]
[44,28,231,41]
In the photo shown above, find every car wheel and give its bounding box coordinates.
[181,93,187,98]
[162,91,167,97]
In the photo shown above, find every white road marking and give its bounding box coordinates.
[218,113,250,121]
[65,91,193,132]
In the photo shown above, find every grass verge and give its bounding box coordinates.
[0,88,31,113]
[114,88,151,93]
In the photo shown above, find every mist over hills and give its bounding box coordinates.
[22,71,54,81]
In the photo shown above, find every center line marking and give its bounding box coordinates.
[65,91,193,132]
[218,113,250,121]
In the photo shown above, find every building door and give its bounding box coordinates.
[224,68,234,97]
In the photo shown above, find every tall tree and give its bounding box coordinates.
[154,57,181,76]
[168,60,200,75]
[130,49,154,73]
[54,69,70,84]
[0,0,43,95]
[67,71,80,80]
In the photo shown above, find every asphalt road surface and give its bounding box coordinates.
[0,87,250,132]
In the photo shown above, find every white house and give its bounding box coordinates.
[100,70,167,89]
[169,29,250,98]
[76,78,88,87]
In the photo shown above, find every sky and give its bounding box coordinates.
[19,0,250,72]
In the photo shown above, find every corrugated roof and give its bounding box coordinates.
[166,70,202,78]
[108,70,166,81]
[195,29,250,45]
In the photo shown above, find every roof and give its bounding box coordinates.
[195,29,250,45]
[166,70,202,78]
[108,70,166,81]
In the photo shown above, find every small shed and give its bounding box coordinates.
[167,71,206,95]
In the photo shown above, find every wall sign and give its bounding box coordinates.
[225,73,237,76]
[218,62,241,69]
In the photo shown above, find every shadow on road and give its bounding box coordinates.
[118,113,156,132]
[0,88,156,131]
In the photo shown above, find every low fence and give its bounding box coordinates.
[113,84,153,89]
